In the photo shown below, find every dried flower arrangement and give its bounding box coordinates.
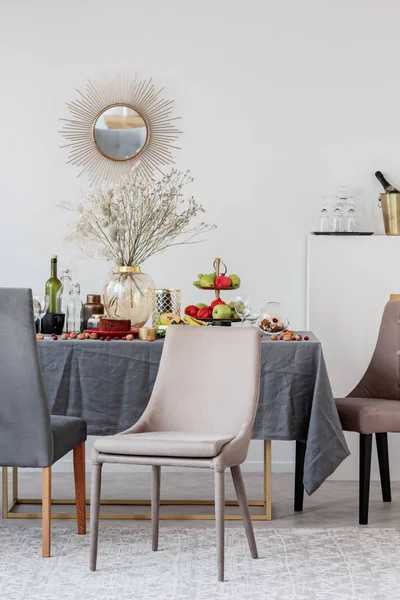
[61,165,216,266]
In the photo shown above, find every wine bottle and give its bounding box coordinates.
[45,255,61,313]
[375,171,399,193]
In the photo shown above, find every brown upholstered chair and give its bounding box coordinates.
[90,326,260,582]
[335,299,400,524]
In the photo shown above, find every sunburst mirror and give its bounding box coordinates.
[60,74,181,185]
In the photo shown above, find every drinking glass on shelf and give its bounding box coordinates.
[319,197,330,232]
[346,206,356,232]
[234,295,250,327]
[331,205,343,232]
[33,294,49,334]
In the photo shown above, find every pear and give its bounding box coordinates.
[199,274,215,287]
[229,274,241,287]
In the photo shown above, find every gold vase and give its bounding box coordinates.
[103,266,155,328]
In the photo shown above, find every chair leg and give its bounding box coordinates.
[73,442,86,534]
[376,433,391,502]
[214,470,225,582]
[151,466,161,551]
[90,464,103,571]
[294,441,306,512]
[42,466,51,558]
[359,434,372,525]
[230,465,258,559]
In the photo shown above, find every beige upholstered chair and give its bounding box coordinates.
[335,299,400,524]
[90,326,261,581]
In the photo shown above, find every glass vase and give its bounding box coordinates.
[103,266,155,328]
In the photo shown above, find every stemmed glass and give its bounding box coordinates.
[234,295,250,327]
[319,196,330,232]
[244,303,261,326]
[33,294,49,334]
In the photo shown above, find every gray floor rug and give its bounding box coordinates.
[0,527,399,599]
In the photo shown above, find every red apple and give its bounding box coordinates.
[215,275,232,288]
[197,307,212,319]
[210,298,225,309]
[184,305,198,318]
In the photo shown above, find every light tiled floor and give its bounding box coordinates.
[1,471,399,530]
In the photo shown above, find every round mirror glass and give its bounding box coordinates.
[93,106,147,161]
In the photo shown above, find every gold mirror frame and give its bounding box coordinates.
[60,74,181,185]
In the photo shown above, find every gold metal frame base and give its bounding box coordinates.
[2,441,272,522]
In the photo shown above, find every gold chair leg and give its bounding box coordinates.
[73,442,86,534]
[2,467,8,519]
[2,442,273,523]
[264,440,272,521]
[12,467,18,503]
[42,467,51,558]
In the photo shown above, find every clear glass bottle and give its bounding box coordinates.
[56,269,72,332]
[67,283,83,333]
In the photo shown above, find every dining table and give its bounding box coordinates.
[9,330,348,522]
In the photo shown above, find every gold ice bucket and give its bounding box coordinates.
[380,193,400,235]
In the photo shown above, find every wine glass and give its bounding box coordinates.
[319,196,330,232]
[331,204,343,232]
[33,294,49,334]
[244,303,261,326]
[234,295,250,327]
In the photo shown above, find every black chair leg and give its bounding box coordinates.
[294,441,306,512]
[359,434,372,525]
[376,432,391,502]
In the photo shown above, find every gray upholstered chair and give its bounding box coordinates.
[0,288,87,556]
[334,299,400,525]
[90,326,260,581]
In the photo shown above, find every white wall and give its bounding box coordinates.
[0,0,397,475]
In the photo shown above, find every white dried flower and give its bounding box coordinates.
[60,167,216,266]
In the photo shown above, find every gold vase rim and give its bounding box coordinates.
[116,265,141,273]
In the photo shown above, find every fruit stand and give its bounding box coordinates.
[185,258,241,325]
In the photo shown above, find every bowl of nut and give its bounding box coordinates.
[258,302,289,336]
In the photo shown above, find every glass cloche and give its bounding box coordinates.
[258,302,289,335]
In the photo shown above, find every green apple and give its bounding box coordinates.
[199,274,215,287]
[229,274,241,287]
[212,304,232,319]
[196,303,207,309]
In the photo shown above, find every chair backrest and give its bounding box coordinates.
[136,326,261,435]
[0,288,53,467]
[349,300,400,400]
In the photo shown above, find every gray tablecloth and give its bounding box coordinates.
[37,333,349,495]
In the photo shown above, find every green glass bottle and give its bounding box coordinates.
[45,255,62,313]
